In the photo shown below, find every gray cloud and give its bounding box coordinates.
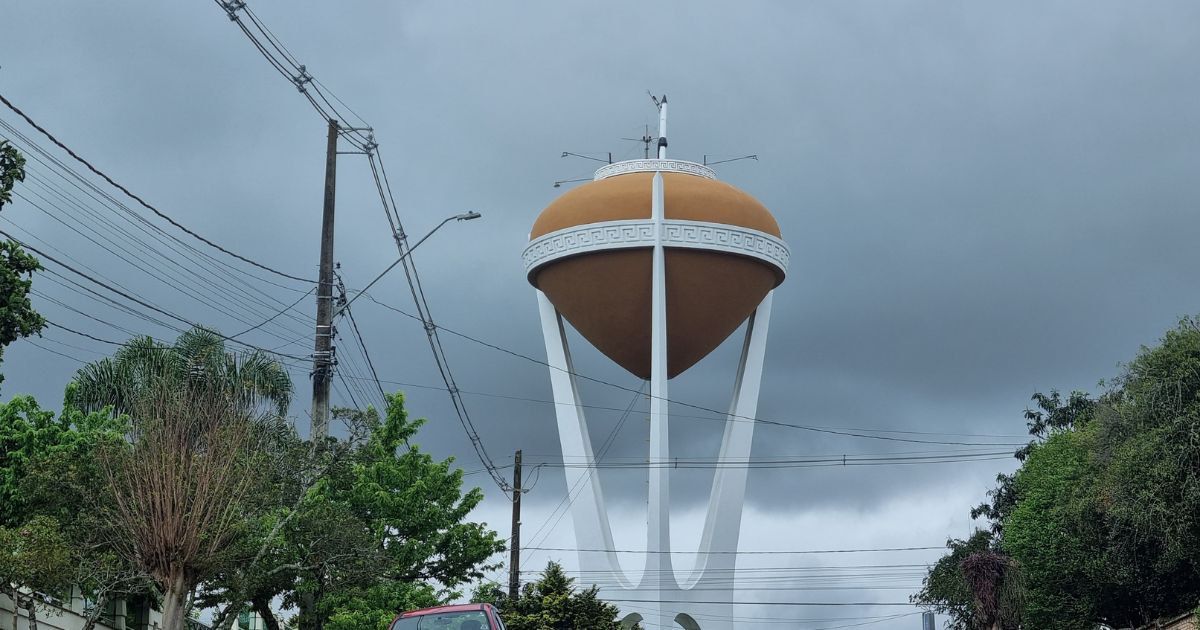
[3,3,1200,626]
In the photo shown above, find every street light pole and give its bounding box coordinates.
[338,211,481,316]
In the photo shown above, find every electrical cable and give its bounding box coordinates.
[214,0,510,489]
[522,384,645,556]
[1,229,310,362]
[5,190,308,345]
[523,545,943,556]
[364,294,1028,447]
[0,119,316,322]
[0,92,314,284]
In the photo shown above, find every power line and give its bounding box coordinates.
[0,123,317,314]
[1,230,309,362]
[522,384,645,556]
[48,320,127,346]
[336,273,386,403]
[0,116,319,354]
[3,192,308,345]
[230,287,315,339]
[0,92,314,284]
[22,338,85,364]
[364,295,1028,447]
[369,150,511,491]
[524,545,943,556]
[215,1,511,491]
[532,452,1012,469]
[602,599,919,607]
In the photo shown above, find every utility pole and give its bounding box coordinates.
[311,118,338,440]
[508,449,523,600]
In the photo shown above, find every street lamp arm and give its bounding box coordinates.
[339,211,480,315]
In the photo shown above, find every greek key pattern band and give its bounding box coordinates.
[593,159,716,181]
[523,219,789,278]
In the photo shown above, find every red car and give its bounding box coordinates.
[388,603,506,630]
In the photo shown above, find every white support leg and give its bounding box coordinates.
[642,169,674,630]
[692,291,774,569]
[681,292,775,630]
[536,291,631,587]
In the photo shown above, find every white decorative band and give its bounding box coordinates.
[523,219,789,280]
[593,159,716,181]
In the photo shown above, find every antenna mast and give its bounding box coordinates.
[650,93,668,158]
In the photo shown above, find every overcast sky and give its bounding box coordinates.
[3,2,1199,628]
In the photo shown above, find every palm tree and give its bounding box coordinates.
[73,327,293,630]
[69,327,292,417]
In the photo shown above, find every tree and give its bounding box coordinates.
[498,562,632,630]
[0,239,45,390]
[997,426,1114,629]
[322,582,440,630]
[0,140,25,209]
[0,515,74,630]
[76,328,292,630]
[912,531,993,630]
[69,327,292,417]
[98,373,274,630]
[201,394,505,630]
[919,316,1200,629]
[0,140,44,389]
[0,393,148,629]
[959,551,1023,630]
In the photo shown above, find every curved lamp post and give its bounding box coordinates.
[339,211,481,314]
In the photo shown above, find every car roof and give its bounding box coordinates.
[399,603,489,617]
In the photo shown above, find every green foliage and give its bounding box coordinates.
[323,582,440,630]
[0,141,42,389]
[204,393,505,630]
[333,395,502,586]
[999,429,1102,629]
[912,531,994,630]
[0,393,146,622]
[0,139,26,209]
[68,327,293,417]
[0,514,74,597]
[498,562,629,630]
[0,239,46,389]
[0,394,125,526]
[921,316,1200,629]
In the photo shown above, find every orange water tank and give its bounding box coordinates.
[524,160,788,379]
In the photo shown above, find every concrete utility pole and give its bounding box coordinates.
[508,449,523,599]
[311,118,338,440]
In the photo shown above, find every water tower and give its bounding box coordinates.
[523,97,789,630]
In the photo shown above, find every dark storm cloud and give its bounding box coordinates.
[2,0,1199,530]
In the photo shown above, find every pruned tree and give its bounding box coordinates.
[93,339,285,630]
[98,379,266,630]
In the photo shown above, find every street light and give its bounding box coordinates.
[339,211,481,314]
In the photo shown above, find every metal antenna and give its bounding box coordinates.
[621,125,656,159]
[703,154,759,166]
[650,93,668,158]
[561,151,611,164]
[552,177,591,188]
